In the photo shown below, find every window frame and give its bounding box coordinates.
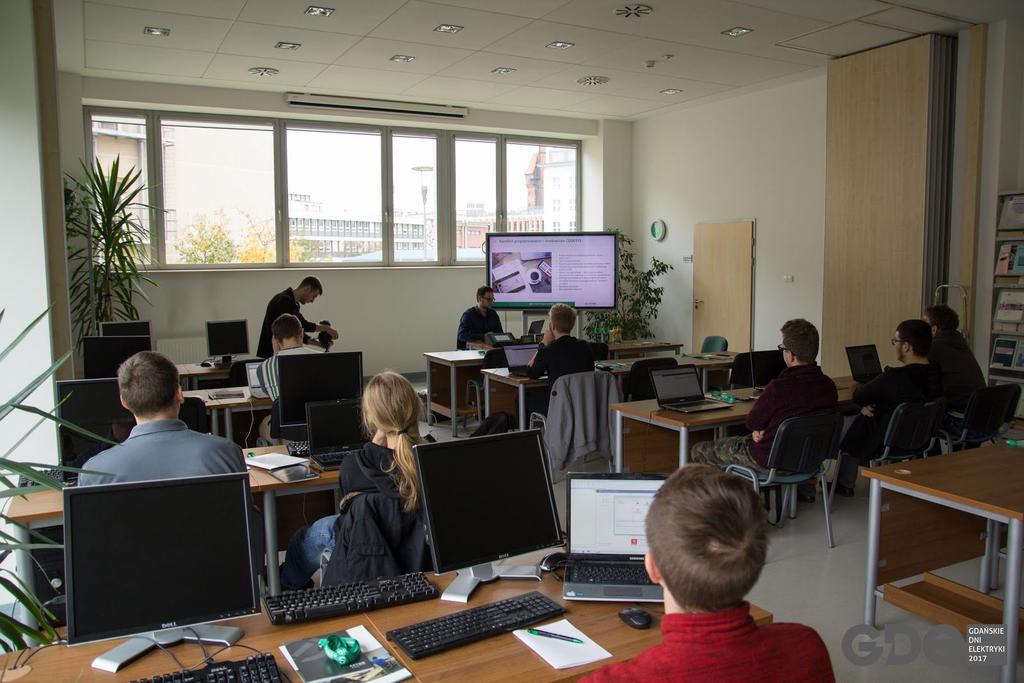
[84,106,583,269]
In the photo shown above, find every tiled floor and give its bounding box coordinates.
[426,415,1023,682]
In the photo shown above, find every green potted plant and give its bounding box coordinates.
[65,156,156,346]
[583,231,673,342]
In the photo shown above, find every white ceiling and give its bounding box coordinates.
[54,0,1023,121]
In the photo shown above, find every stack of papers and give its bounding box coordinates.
[245,453,308,471]
[513,619,611,670]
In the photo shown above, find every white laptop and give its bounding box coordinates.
[245,362,269,399]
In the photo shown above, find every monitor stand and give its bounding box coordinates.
[441,561,542,603]
[92,624,244,673]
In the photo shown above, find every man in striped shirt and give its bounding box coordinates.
[258,313,321,401]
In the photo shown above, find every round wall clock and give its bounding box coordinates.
[650,219,667,241]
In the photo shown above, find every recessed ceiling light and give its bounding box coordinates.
[577,75,610,86]
[390,54,416,63]
[275,41,302,50]
[614,4,653,18]
[491,67,518,75]
[721,26,753,37]
[143,26,170,37]
[546,41,575,49]
[304,5,335,17]
[248,66,280,76]
[434,24,464,33]
[659,88,683,95]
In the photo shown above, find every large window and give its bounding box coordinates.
[87,109,582,267]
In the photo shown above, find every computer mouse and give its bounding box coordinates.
[619,607,653,630]
[200,360,212,367]
[539,551,567,572]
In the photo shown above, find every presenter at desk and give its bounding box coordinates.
[456,285,503,350]
[257,276,339,359]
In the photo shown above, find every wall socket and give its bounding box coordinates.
[682,255,693,263]
[783,274,795,283]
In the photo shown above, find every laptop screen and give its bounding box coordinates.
[245,363,261,390]
[307,400,365,453]
[568,476,665,556]
[650,366,704,403]
[503,343,538,368]
[846,345,881,379]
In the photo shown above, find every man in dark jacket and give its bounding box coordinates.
[256,276,338,358]
[526,303,595,415]
[456,286,503,349]
[837,319,943,494]
[924,304,984,412]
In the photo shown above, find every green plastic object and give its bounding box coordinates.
[1006,439,1024,448]
[318,635,361,665]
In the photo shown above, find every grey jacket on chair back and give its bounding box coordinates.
[543,371,621,472]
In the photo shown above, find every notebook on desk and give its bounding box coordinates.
[503,343,540,377]
[845,345,882,383]
[650,365,730,413]
[246,362,269,399]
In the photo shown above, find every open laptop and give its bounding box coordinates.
[305,399,366,471]
[503,343,539,376]
[245,362,269,399]
[650,365,730,413]
[845,345,882,383]
[563,473,666,602]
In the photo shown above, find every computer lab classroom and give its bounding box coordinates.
[2,0,1024,681]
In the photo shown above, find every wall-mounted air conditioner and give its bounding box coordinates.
[285,93,469,119]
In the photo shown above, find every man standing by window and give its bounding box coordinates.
[456,286,503,350]
[257,276,338,358]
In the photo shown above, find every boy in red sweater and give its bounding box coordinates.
[582,465,834,683]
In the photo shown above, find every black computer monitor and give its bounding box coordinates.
[82,335,151,379]
[206,320,249,357]
[278,352,363,430]
[306,399,365,453]
[56,379,135,471]
[415,430,562,601]
[99,320,151,337]
[64,473,259,672]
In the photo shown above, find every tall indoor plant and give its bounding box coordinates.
[584,231,673,342]
[65,156,155,346]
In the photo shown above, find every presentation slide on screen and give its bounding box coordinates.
[487,234,616,309]
[569,479,663,555]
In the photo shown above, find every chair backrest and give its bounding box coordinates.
[700,335,728,353]
[545,371,622,472]
[962,384,1019,437]
[226,360,249,388]
[764,412,843,473]
[728,350,786,388]
[179,396,210,433]
[882,400,945,453]
[589,342,609,362]
[482,348,507,369]
[624,357,678,401]
[1003,384,1022,423]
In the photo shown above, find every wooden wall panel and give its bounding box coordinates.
[822,36,934,376]
[958,24,987,335]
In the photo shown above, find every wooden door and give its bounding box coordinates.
[693,221,754,353]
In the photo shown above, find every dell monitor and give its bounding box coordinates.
[206,319,249,357]
[56,379,135,473]
[100,320,151,337]
[82,335,151,379]
[415,430,562,602]
[64,473,259,672]
[278,352,363,438]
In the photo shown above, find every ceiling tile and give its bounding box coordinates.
[532,65,732,101]
[202,54,329,85]
[369,1,532,50]
[84,2,232,51]
[85,40,214,77]
[237,0,409,36]
[887,0,1023,23]
[571,94,670,117]
[86,0,247,20]
[584,38,814,86]
[402,76,517,101]
[484,21,640,64]
[218,22,360,63]
[307,64,430,93]
[781,21,916,56]
[729,0,887,23]
[335,37,474,74]
[486,86,593,108]
[861,6,971,34]
[440,52,571,84]
[423,0,573,18]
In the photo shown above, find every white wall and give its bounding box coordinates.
[631,72,827,352]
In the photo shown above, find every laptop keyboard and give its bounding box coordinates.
[18,467,74,488]
[568,563,655,586]
[286,441,310,457]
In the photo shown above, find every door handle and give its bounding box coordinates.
[693,299,703,309]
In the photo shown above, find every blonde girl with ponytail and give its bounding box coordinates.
[361,371,427,512]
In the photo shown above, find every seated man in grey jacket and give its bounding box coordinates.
[78,351,245,485]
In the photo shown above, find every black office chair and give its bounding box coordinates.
[622,357,677,401]
[727,350,786,389]
[179,396,210,433]
[871,400,946,467]
[466,349,509,422]
[589,342,609,362]
[945,384,1020,451]
[726,412,844,548]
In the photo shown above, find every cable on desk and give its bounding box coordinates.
[184,627,211,667]
[244,398,256,449]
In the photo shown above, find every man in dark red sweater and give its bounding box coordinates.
[582,465,834,683]
[690,319,838,471]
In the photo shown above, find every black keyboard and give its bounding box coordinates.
[286,441,309,457]
[263,572,438,625]
[386,591,566,660]
[568,562,655,586]
[309,449,360,471]
[131,653,281,683]
[18,467,71,488]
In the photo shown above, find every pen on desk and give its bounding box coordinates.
[527,628,583,644]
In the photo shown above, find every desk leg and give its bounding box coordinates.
[484,374,491,418]
[701,367,709,391]
[864,478,882,627]
[613,411,624,473]
[678,427,689,468]
[12,523,37,629]
[1001,519,1022,683]
[450,364,459,438]
[210,408,220,436]
[981,519,996,595]
[224,408,234,443]
[518,386,527,431]
[425,358,433,425]
[264,490,280,596]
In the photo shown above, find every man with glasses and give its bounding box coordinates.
[456,285,504,349]
[690,319,837,476]
[836,319,942,495]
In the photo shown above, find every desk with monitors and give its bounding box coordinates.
[100,320,152,337]
[82,335,151,379]
[278,352,363,441]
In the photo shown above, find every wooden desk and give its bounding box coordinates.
[468,340,685,360]
[183,387,272,441]
[20,571,773,682]
[610,378,855,472]
[423,351,486,437]
[176,362,230,390]
[679,352,738,388]
[862,447,1024,683]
